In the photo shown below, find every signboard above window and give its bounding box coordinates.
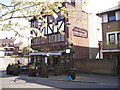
[73,27,88,38]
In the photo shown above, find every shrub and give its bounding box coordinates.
[28,64,35,69]
[12,64,19,68]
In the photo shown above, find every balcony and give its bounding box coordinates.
[99,41,120,52]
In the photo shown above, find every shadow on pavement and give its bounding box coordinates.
[1,70,119,89]
[1,70,68,88]
[0,70,19,78]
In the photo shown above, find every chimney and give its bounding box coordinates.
[75,0,82,11]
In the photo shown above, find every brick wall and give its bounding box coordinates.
[65,3,89,59]
[102,20,120,50]
[73,59,118,75]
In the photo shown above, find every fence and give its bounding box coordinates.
[72,59,118,75]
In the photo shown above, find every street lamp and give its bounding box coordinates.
[98,42,101,59]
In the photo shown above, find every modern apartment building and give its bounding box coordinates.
[97,6,120,60]
[29,1,89,66]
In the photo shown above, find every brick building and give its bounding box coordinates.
[14,42,25,55]
[97,6,120,60]
[0,38,24,56]
[0,38,15,56]
[29,1,89,67]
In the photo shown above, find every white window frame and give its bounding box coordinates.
[115,11,120,20]
[102,14,108,23]
[106,31,120,44]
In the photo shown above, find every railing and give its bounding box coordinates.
[99,40,120,50]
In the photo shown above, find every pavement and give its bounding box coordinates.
[48,73,119,85]
[0,68,119,85]
[0,68,119,88]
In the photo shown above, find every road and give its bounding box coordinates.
[0,70,119,89]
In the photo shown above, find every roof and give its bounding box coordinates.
[97,6,120,15]
[0,39,15,44]
[14,42,23,47]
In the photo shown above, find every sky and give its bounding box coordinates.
[0,0,120,45]
[83,0,120,14]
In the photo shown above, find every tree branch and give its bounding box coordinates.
[0,15,34,21]
[0,3,14,7]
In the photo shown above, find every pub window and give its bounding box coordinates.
[41,37,44,44]
[10,43,13,45]
[36,56,41,64]
[32,21,35,28]
[51,35,55,43]
[58,34,61,42]
[38,37,40,44]
[108,12,116,22]
[7,48,10,50]
[43,37,45,44]
[34,20,38,28]
[48,35,52,43]
[54,34,58,42]
[34,56,37,64]
[40,37,42,44]
[33,39,35,45]
[34,38,36,45]
[61,34,65,41]
[31,39,33,45]
[35,38,37,45]
[109,34,115,44]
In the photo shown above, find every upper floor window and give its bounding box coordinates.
[109,34,115,44]
[108,12,116,22]
[107,31,120,45]
[10,43,13,45]
[48,34,65,44]
[117,33,120,45]
[31,20,38,28]
[7,48,10,51]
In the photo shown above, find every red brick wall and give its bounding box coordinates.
[65,3,89,59]
[73,59,117,75]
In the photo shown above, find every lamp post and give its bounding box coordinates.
[28,37,30,64]
[66,48,70,71]
[98,42,101,59]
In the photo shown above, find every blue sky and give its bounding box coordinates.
[0,0,11,5]
[83,0,120,13]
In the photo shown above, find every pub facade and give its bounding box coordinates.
[29,1,89,68]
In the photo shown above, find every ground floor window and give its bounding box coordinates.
[104,53,120,60]
[30,54,67,68]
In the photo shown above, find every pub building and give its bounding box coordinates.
[29,1,89,69]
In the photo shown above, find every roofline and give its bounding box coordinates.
[97,8,120,16]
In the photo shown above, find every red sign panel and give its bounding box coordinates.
[73,27,88,38]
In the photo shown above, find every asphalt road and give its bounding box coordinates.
[0,70,119,89]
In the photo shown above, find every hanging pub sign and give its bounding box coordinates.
[73,27,88,38]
